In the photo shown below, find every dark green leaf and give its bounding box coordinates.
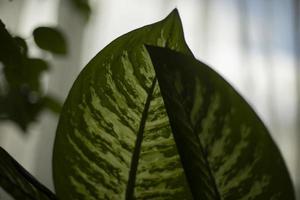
[146,45,295,199]
[22,58,49,91]
[4,57,48,91]
[25,58,49,73]
[42,95,62,114]
[0,90,61,131]
[0,147,57,200]
[53,9,194,200]
[0,20,23,68]
[14,36,28,55]
[0,88,43,131]
[0,22,47,90]
[0,21,59,131]
[69,0,91,21]
[33,27,67,55]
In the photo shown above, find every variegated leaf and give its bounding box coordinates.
[0,147,57,200]
[146,46,295,200]
[53,9,194,200]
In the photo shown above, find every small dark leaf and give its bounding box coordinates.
[4,58,48,91]
[33,27,67,55]
[0,147,57,200]
[14,36,28,55]
[0,21,60,131]
[0,89,61,131]
[0,20,23,68]
[42,95,62,114]
[0,88,43,131]
[69,0,91,21]
[22,58,49,91]
[24,58,49,77]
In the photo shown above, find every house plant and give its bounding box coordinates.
[0,9,295,200]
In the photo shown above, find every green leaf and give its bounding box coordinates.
[69,0,91,21]
[0,20,57,131]
[0,20,23,68]
[53,9,195,200]
[0,88,43,131]
[146,46,295,199]
[22,58,49,91]
[25,58,49,73]
[33,27,67,55]
[14,36,28,55]
[0,147,57,200]
[42,95,62,114]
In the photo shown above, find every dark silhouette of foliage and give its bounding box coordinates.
[0,0,91,132]
[33,27,67,55]
[0,20,62,131]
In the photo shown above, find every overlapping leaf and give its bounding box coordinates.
[146,46,295,199]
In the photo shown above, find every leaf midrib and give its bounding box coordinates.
[125,77,157,200]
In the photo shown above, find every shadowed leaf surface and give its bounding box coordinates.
[0,20,61,131]
[43,95,62,114]
[33,27,67,55]
[146,46,295,200]
[0,20,23,68]
[0,147,57,200]
[14,36,28,56]
[53,9,195,200]
[69,0,91,21]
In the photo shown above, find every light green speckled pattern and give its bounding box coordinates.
[53,10,193,200]
[134,82,193,200]
[147,46,295,200]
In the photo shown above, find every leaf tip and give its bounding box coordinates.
[172,8,179,15]
[166,8,180,20]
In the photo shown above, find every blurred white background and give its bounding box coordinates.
[0,0,299,198]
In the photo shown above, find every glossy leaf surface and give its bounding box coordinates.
[146,46,295,200]
[0,147,57,200]
[53,9,194,200]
